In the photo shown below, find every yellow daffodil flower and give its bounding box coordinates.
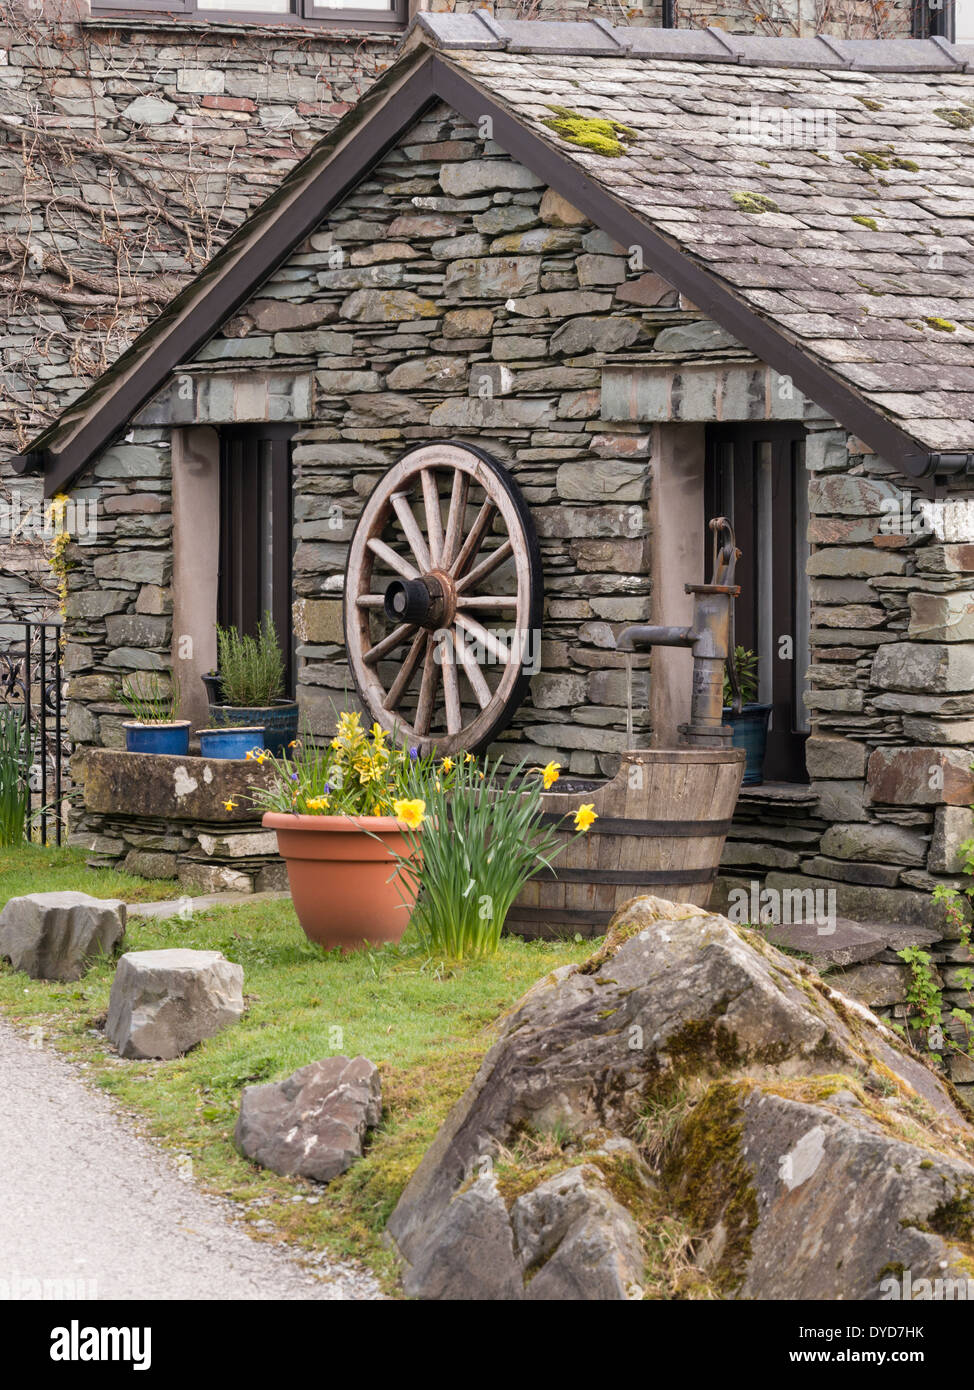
[223,798,237,811]
[306,796,329,813]
[574,803,598,833]
[441,756,454,772]
[464,752,474,764]
[542,760,561,790]
[393,798,426,830]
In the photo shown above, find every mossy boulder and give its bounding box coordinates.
[388,896,973,1300]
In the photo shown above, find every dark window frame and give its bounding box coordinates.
[89,0,407,31]
[705,421,810,786]
[915,0,953,38]
[218,423,296,699]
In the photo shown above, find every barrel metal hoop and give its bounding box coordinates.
[506,908,615,928]
[538,814,733,838]
[534,866,718,886]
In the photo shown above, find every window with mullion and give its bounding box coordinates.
[91,0,406,26]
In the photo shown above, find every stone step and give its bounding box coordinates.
[764,916,941,970]
[127,890,290,920]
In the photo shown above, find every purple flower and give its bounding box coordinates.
[324,782,333,793]
[290,772,299,781]
[409,746,419,761]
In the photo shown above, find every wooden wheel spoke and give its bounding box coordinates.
[441,470,470,569]
[455,595,518,610]
[455,539,513,595]
[391,491,431,573]
[421,469,444,568]
[384,630,427,711]
[450,499,496,580]
[455,613,512,667]
[367,536,418,581]
[356,594,385,609]
[453,626,492,710]
[414,639,441,736]
[441,632,462,736]
[364,622,416,666]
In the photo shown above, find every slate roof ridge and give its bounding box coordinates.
[408,13,973,72]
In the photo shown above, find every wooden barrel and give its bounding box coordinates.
[506,748,745,940]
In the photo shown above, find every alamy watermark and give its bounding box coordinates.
[725,879,837,935]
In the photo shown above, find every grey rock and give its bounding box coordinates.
[0,891,126,982]
[819,822,928,866]
[106,949,244,1060]
[235,1056,380,1184]
[674,1084,974,1300]
[401,1172,523,1301]
[512,1164,646,1301]
[653,319,742,354]
[388,898,963,1280]
[549,316,640,356]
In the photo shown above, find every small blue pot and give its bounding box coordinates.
[124,721,191,756]
[723,704,772,786]
[197,726,265,761]
[207,701,298,757]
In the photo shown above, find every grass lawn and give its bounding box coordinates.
[0,846,595,1292]
[0,842,183,903]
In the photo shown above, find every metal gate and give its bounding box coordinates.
[0,621,67,845]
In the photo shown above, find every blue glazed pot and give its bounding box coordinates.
[197,726,265,761]
[124,721,191,756]
[207,701,299,757]
[723,704,772,786]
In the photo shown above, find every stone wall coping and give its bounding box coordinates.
[80,15,401,43]
[84,748,275,823]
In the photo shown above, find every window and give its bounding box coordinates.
[705,423,810,784]
[90,0,407,29]
[923,0,974,39]
[218,426,295,696]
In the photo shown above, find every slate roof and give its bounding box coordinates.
[24,19,974,490]
[419,16,974,457]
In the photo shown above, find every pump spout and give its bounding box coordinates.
[617,624,694,652]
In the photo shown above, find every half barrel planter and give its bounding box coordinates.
[507,747,745,940]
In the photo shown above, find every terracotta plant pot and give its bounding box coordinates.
[262,812,420,952]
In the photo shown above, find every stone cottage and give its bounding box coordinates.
[10,13,974,1004]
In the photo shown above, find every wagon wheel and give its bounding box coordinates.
[344,441,543,756]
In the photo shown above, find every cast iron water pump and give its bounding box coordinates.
[618,516,742,749]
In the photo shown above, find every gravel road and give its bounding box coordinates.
[0,1019,383,1300]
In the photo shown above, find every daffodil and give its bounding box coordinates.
[441,756,454,772]
[574,803,597,833]
[223,798,237,811]
[541,760,561,790]
[464,752,474,764]
[306,796,330,813]
[393,798,426,830]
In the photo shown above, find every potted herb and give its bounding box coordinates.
[119,672,190,756]
[206,613,298,756]
[723,645,772,786]
[251,711,425,951]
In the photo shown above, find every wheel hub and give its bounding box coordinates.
[383,569,456,629]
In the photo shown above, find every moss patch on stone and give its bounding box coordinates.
[851,215,879,231]
[924,316,957,332]
[731,191,779,215]
[542,106,638,158]
[664,1079,759,1295]
[934,107,974,130]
